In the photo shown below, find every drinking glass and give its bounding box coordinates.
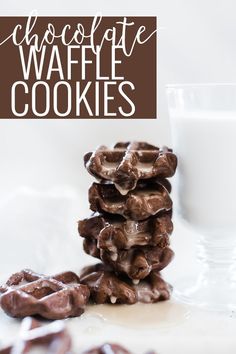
[166,84,236,311]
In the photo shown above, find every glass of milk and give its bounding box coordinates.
[166,84,236,311]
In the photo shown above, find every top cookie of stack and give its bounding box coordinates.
[84,141,177,196]
[78,141,177,304]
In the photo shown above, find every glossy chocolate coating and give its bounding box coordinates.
[88,179,172,220]
[78,212,173,253]
[80,263,172,304]
[83,239,174,280]
[84,142,177,195]
[0,269,90,320]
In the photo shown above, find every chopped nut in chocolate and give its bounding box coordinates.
[0,269,90,320]
[84,142,177,195]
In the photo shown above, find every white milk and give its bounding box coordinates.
[171,111,236,233]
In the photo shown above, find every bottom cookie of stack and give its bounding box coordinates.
[80,263,172,305]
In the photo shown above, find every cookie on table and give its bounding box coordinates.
[0,269,90,320]
[0,316,71,354]
[82,343,131,354]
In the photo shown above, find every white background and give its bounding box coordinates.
[1,1,236,353]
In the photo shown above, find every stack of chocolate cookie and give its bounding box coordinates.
[78,142,177,305]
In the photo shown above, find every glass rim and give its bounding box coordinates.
[166,83,236,89]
